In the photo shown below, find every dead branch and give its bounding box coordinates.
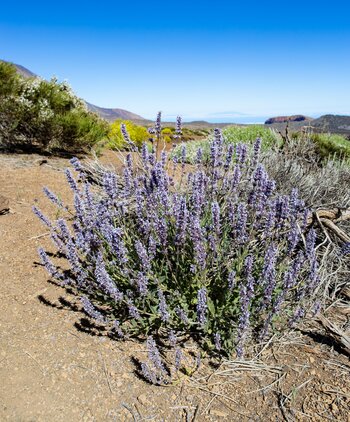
[319,218,350,243]
[306,207,350,243]
[306,208,350,225]
[316,315,350,357]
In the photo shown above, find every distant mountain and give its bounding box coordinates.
[3,60,146,122]
[13,63,37,79]
[85,102,145,122]
[311,114,350,135]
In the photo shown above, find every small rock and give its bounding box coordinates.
[0,195,10,215]
[209,408,229,418]
[309,356,315,364]
[138,394,149,406]
[331,403,338,412]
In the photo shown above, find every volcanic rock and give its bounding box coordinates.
[265,115,313,125]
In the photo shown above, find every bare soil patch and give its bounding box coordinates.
[0,152,349,421]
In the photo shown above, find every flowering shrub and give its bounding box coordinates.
[35,114,321,364]
[0,61,108,153]
[108,119,149,150]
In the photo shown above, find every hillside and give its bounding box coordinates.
[264,114,350,135]
[85,102,145,122]
[3,60,146,123]
[12,63,37,79]
[312,114,350,135]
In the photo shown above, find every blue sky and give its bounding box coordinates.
[1,0,350,122]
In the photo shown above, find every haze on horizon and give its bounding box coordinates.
[1,0,350,123]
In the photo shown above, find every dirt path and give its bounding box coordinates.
[0,153,349,421]
[0,154,167,421]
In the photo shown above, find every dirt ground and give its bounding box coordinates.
[0,152,349,421]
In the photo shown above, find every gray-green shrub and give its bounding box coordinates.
[171,125,281,163]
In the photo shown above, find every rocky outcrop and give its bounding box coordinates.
[265,115,313,125]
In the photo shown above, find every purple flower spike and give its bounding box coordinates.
[141,362,158,384]
[65,168,79,193]
[251,137,262,167]
[81,297,106,323]
[32,206,53,229]
[236,143,247,166]
[211,201,220,234]
[157,289,170,322]
[127,299,141,320]
[231,164,241,191]
[38,248,62,279]
[235,202,248,244]
[224,144,234,170]
[147,336,166,373]
[228,270,236,291]
[43,187,63,208]
[175,307,189,325]
[196,148,203,164]
[174,116,182,140]
[197,288,208,326]
[135,240,151,273]
[214,332,221,351]
[306,228,317,257]
[155,112,162,135]
[113,320,124,338]
[121,123,137,151]
[94,253,123,302]
[136,272,149,296]
[70,157,84,179]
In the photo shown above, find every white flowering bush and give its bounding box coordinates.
[0,62,108,153]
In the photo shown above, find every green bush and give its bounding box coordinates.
[0,61,21,96]
[311,133,350,160]
[223,125,281,149]
[172,125,281,163]
[108,119,149,149]
[0,62,108,153]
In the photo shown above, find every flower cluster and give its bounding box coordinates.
[35,114,321,362]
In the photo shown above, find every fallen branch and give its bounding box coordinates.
[305,207,350,243]
[307,208,350,224]
[317,314,350,357]
[319,218,350,243]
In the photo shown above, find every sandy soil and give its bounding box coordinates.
[0,152,349,421]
